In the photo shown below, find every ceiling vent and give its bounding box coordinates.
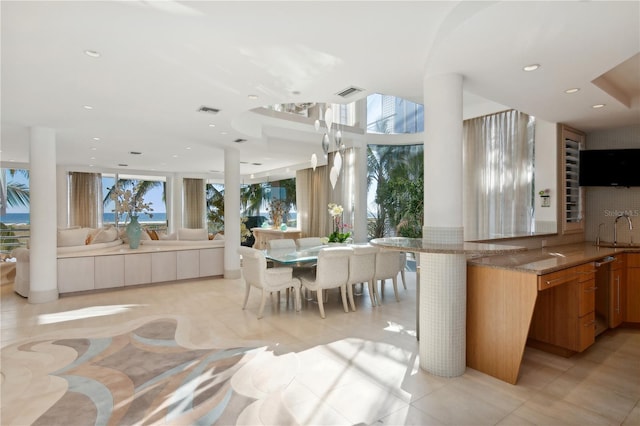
[336,86,364,98]
[197,106,220,114]
[234,138,247,143]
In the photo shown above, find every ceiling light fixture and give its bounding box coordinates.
[522,64,540,72]
[92,137,101,141]
[84,50,101,58]
[565,88,580,94]
[185,146,192,150]
[247,94,259,100]
[208,124,216,128]
[592,104,606,109]
[220,131,228,135]
[118,163,128,167]
[83,105,94,110]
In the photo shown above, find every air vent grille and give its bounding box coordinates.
[234,138,247,143]
[197,106,220,114]
[336,86,364,98]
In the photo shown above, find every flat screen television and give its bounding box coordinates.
[579,149,640,187]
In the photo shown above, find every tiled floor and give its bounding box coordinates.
[1,272,639,425]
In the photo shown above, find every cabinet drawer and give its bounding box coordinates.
[578,280,597,317]
[612,254,626,270]
[538,269,574,291]
[575,262,597,283]
[577,311,596,352]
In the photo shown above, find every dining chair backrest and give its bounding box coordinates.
[315,247,353,288]
[347,245,378,284]
[267,239,296,250]
[238,246,267,287]
[374,249,402,281]
[296,237,323,249]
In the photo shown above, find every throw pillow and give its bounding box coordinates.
[158,232,177,240]
[147,230,159,240]
[58,228,90,247]
[91,227,118,244]
[213,233,225,241]
[177,228,208,241]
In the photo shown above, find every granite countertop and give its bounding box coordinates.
[468,242,640,275]
[370,237,527,255]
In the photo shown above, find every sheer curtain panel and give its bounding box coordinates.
[69,172,103,228]
[183,178,205,229]
[463,110,535,240]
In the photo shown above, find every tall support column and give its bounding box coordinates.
[29,127,58,303]
[353,145,368,243]
[224,147,241,279]
[420,73,466,377]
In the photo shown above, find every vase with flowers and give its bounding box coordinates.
[110,184,154,249]
[327,203,351,243]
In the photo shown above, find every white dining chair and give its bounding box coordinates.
[398,252,407,289]
[299,246,353,318]
[373,249,402,303]
[296,237,323,249]
[346,244,379,310]
[238,247,301,319]
[267,239,296,249]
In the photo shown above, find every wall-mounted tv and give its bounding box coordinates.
[579,149,640,187]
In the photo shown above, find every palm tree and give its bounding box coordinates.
[0,169,30,216]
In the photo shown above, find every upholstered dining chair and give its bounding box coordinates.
[237,247,301,319]
[346,244,379,310]
[267,239,296,249]
[373,249,402,303]
[299,246,354,318]
[295,237,323,249]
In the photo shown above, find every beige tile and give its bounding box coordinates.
[509,393,618,425]
[376,405,445,426]
[622,401,640,426]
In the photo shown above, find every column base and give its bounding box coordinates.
[28,289,59,304]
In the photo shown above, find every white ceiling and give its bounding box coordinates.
[2,1,639,181]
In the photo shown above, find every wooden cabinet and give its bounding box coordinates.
[626,253,640,323]
[558,125,585,235]
[529,262,596,352]
[610,254,626,327]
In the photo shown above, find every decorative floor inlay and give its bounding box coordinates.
[19,319,257,425]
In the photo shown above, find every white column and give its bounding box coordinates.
[169,173,183,232]
[55,166,68,228]
[165,174,176,233]
[353,145,368,243]
[420,73,466,377]
[28,127,58,303]
[224,147,241,279]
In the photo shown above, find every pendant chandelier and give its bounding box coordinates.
[312,106,346,189]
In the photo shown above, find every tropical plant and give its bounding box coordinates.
[0,169,30,216]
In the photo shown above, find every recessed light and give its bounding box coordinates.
[92,137,101,141]
[172,154,178,158]
[592,104,606,109]
[91,147,97,151]
[84,50,101,58]
[220,131,228,135]
[208,124,216,128]
[90,156,96,160]
[250,174,255,179]
[83,105,94,110]
[248,94,259,100]
[185,146,192,150]
[523,64,540,72]
[292,91,301,95]
[564,88,580,94]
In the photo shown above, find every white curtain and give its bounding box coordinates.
[183,178,205,229]
[296,148,356,238]
[69,172,103,228]
[463,110,535,240]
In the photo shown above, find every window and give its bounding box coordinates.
[366,93,424,134]
[103,174,166,229]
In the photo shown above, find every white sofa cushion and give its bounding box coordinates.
[177,228,208,241]
[91,227,118,244]
[58,228,90,247]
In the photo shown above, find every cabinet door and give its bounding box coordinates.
[626,267,640,323]
[177,250,199,280]
[95,256,124,289]
[578,312,596,352]
[58,257,94,293]
[199,248,223,277]
[578,279,596,317]
[124,253,152,286]
[151,251,177,283]
[610,268,625,327]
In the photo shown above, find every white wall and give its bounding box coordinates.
[584,124,640,243]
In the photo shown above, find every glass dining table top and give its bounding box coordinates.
[264,245,324,265]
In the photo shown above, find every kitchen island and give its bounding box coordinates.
[467,242,640,384]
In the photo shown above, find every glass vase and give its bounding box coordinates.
[126,215,142,249]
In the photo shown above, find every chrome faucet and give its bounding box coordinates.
[614,214,633,246]
[596,223,605,246]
